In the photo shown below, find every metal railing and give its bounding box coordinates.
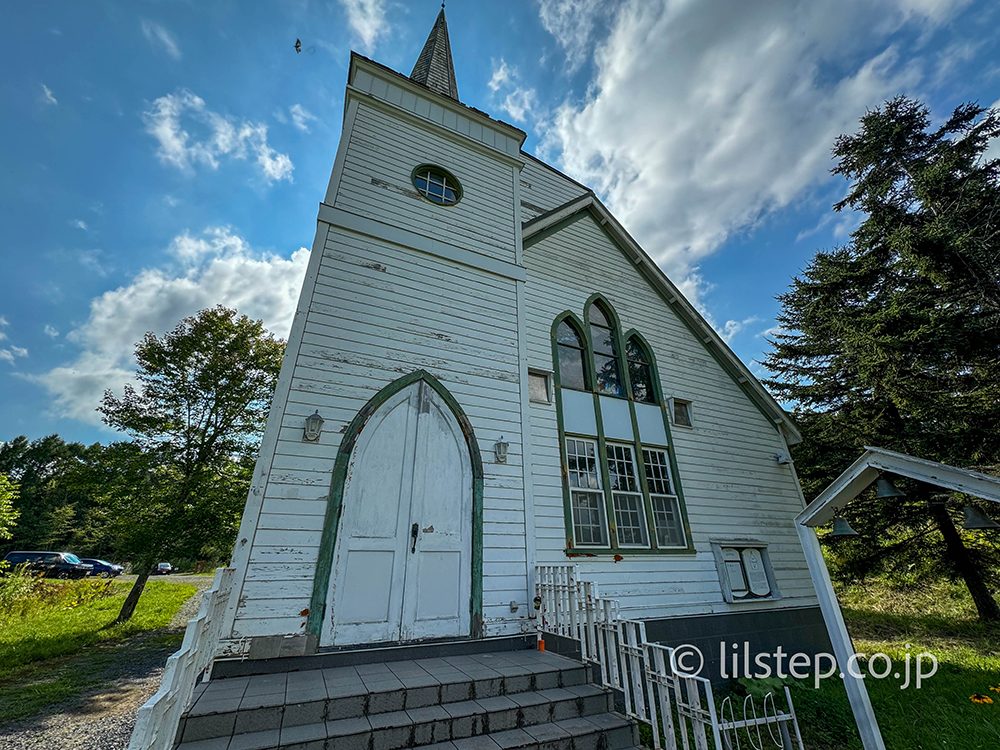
[535,564,804,750]
[128,567,236,750]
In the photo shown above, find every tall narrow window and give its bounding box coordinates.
[556,320,588,391]
[607,444,649,547]
[588,303,623,397]
[626,337,655,403]
[642,448,686,547]
[566,438,608,546]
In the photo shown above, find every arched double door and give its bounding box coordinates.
[320,377,475,646]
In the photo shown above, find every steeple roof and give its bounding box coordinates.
[409,8,459,101]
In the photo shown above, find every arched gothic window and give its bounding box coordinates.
[588,302,623,397]
[556,319,588,391]
[626,336,655,404]
[552,299,690,554]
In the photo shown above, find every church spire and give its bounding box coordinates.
[409,7,459,101]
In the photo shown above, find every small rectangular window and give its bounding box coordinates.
[711,542,780,602]
[672,398,693,427]
[566,438,608,547]
[528,371,550,403]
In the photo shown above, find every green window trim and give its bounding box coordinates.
[551,302,695,557]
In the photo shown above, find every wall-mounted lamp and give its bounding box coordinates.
[303,410,325,442]
[495,436,509,463]
[775,453,791,465]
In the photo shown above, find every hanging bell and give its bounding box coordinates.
[874,477,905,499]
[963,505,1000,530]
[829,517,859,538]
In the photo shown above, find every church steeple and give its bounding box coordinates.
[409,7,459,102]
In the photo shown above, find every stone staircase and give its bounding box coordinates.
[174,648,639,750]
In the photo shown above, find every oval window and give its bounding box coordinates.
[412,165,462,206]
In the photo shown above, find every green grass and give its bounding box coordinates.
[790,579,1000,749]
[0,579,197,679]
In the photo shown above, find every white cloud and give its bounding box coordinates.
[72,219,87,230]
[487,59,539,124]
[289,104,318,133]
[537,0,607,72]
[540,0,966,307]
[40,84,58,106]
[340,0,387,53]
[44,325,59,338]
[719,317,762,344]
[984,97,1000,162]
[141,20,182,60]
[33,227,308,425]
[143,89,294,183]
[0,346,28,364]
[0,316,7,341]
[757,325,788,340]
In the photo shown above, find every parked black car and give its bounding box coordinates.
[80,558,124,578]
[154,562,174,575]
[2,551,93,579]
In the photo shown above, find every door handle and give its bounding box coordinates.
[411,523,419,553]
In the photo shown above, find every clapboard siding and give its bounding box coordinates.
[518,155,589,221]
[231,213,530,639]
[523,211,817,618]
[333,103,517,264]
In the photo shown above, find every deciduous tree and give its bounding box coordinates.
[99,305,283,622]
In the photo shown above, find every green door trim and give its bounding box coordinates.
[306,369,485,639]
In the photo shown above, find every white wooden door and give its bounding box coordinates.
[323,381,472,646]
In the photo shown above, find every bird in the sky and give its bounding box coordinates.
[294,39,302,54]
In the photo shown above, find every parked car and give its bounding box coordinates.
[80,558,124,578]
[154,562,174,575]
[2,551,93,579]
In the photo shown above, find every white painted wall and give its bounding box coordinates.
[523,212,818,618]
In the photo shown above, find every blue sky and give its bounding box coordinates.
[2,0,999,446]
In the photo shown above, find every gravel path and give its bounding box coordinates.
[0,575,215,750]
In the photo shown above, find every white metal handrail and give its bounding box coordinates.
[128,567,236,750]
[535,564,804,750]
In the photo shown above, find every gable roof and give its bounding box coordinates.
[522,193,802,446]
[409,8,459,101]
[797,447,1000,527]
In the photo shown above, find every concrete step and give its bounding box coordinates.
[176,712,638,750]
[176,651,604,747]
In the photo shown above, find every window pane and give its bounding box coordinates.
[594,354,623,396]
[558,345,587,391]
[629,361,655,403]
[607,444,639,492]
[588,303,610,327]
[626,338,647,364]
[528,373,549,403]
[556,321,583,347]
[590,324,616,356]
[443,187,457,203]
[642,449,674,495]
[651,494,685,547]
[571,491,608,546]
[414,175,429,192]
[673,400,692,426]
[614,492,649,546]
[566,438,600,490]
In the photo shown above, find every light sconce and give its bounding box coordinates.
[303,410,325,442]
[495,436,509,463]
[775,453,791,465]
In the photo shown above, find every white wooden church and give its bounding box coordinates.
[219,8,825,670]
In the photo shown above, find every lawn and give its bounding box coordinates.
[0,577,197,724]
[792,579,1000,749]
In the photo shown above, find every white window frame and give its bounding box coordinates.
[606,442,650,548]
[641,447,687,548]
[710,540,781,602]
[565,436,609,547]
